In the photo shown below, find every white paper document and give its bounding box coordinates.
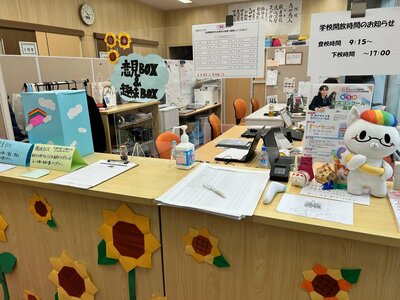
[387,190,400,232]
[0,163,16,173]
[266,69,278,86]
[215,148,248,161]
[50,160,137,189]
[277,194,353,225]
[300,181,370,205]
[156,163,270,219]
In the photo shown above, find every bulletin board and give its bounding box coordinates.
[265,45,309,103]
[164,59,196,108]
[252,45,309,104]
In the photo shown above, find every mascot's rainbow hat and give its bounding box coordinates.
[360,110,397,127]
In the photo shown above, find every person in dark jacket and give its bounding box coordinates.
[308,85,336,111]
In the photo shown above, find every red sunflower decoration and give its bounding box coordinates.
[104,32,117,48]
[118,32,131,49]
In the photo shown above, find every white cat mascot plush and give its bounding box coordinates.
[337,107,400,197]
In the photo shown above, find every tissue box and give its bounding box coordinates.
[22,90,94,156]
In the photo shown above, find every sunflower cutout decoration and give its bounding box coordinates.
[118,32,131,49]
[98,203,161,300]
[301,263,361,300]
[151,295,168,300]
[0,252,17,300]
[48,251,98,300]
[0,214,8,242]
[23,290,40,300]
[29,193,57,228]
[107,49,119,64]
[104,32,117,48]
[182,228,230,268]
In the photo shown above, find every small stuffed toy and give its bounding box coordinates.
[337,107,400,197]
[315,163,336,184]
[292,170,310,188]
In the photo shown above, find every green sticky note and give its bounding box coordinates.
[0,252,16,274]
[30,144,87,172]
[213,255,230,268]
[47,219,57,228]
[341,268,361,284]
[22,169,50,179]
[97,240,118,265]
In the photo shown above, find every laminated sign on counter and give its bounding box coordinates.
[21,90,94,156]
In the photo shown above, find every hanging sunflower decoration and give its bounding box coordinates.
[182,228,230,268]
[118,32,131,49]
[301,263,361,300]
[107,49,119,64]
[98,203,161,300]
[0,252,17,300]
[0,214,8,242]
[29,193,57,228]
[48,251,98,300]
[23,290,40,300]
[104,32,117,48]
[151,295,168,300]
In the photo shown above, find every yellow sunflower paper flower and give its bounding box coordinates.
[48,251,98,300]
[182,228,230,268]
[29,193,57,228]
[99,203,161,272]
[0,214,8,242]
[118,32,131,49]
[104,32,117,48]
[301,263,361,300]
[23,289,40,300]
[107,49,119,64]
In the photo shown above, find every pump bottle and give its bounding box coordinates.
[173,125,195,169]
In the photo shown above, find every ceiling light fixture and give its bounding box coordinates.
[178,0,192,3]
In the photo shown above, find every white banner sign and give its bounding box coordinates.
[308,7,400,76]
[228,0,302,35]
[192,20,265,78]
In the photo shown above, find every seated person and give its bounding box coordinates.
[308,85,336,112]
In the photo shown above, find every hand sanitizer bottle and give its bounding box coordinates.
[174,125,195,169]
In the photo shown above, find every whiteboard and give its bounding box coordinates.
[192,20,265,79]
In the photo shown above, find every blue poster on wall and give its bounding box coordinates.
[21,90,94,156]
[111,53,169,102]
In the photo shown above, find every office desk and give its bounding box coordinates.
[245,103,305,126]
[2,150,400,299]
[100,101,160,153]
[178,103,221,119]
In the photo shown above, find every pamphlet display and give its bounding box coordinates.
[21,90,94,156]
[303,84,373,162]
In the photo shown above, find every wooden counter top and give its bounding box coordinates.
[0,153,190,206]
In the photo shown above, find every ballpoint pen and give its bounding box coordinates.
[203,183,226,198]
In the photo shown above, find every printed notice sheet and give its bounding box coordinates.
[300,181,370,205]
[277,194,353,225]
[157,163,270,219]
[50,160,137,189]
[308,7,400,76]
[387,190,400,232]
[192,20,265,78]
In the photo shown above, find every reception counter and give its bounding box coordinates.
[1,144,400,299]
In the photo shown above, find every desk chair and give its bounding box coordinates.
[208,113,221,140]
[250,97,260,113]
[233,98,247,125]
[155,132,180,159]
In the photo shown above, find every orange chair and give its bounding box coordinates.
[250,97,260,113]
[208,113,221,140]
[155,132,180,159]
[233,98,247,125]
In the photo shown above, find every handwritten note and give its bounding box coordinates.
[0,139,33,166]
[30,144,87,172]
